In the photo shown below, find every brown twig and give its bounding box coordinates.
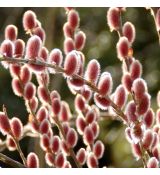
[0,152,25,168]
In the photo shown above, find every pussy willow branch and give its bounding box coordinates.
[0,55,128,167]
[0,152,25,168]
[116,12,148,168]
[39,73,82,168]
[0,55,128,125]
[53,117,82,168]
[3,105,27,166]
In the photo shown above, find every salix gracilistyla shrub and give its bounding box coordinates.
[0,7,159,168]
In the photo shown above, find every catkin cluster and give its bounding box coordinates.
[0,7,159,168]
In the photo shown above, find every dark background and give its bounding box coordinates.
[0,7,159,168]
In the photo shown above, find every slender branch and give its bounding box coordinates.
[0,153,25,168]
[115,11,149,167]
[139,140,147,168]
[39,73,82,168]
[11,136,27,166]
[0,56,128,125]
[53,117,82,168]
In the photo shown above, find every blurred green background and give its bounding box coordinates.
[0,7,160,168]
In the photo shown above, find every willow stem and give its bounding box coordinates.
[0,56,128,124]
[0,153,25,168]
[12,136,27,166]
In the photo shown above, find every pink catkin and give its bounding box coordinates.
[125,100,137,123]
[6,136,16,151]
[114,84,127,108]
[136,93,150,116]
[14,39,25,57]
[32,27,46,44]
[28,96,38,113]
[63,22,74,38]
[40,134,50,151]
[50,90,60,101]
[98,72,113,96]
[107,7,120,31]
[116,37,129,61]
[45,152,54,167]
[64,37,75,54]
[5,25,18,41]
[9,64,21,78]
[61,140,70,155]
[27,152,39,168]
[37,85,50,104]
[10,117,23,139]
[63,161,72,168]
[52,98,61,116]
[24,82,36,100]
[80,86,92,101]
[122,22,136,44]
[20,65,32,85]
[66,128,78,148]
[132,78,147,99]
[55,152,66,168]
[64,51,79,76]
[122,73,133,92]
[93,140,105,159]
[85,110,96,124]
[142,129,153,150]
[152,147,160,161]
[131,124,143,143]
[48,49,63,68]
[147,157,159,168]
[75,31,86,50]
[40,46,48,61]
[76,116,86,135]
[75,94,86,113]
[130,60,142,80]
[59,101,71,122]
[25,35,42,59]
[91,121,100,139]
[36,106,48,122]
[94,93,111,110]
[0,112,11,135]
[62,122,70,135]
[39,119,50,134]
[12,78,23,97]
[76,148,86,165]
[85,59,100,84]
[0,39,14,57]
[131,143,142,159]
[143,108,155,128]
[83,126,94,145]
[67,9,80,30]
[51,135,60,153]
[23,10,37,31]
[87,153,98,168]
